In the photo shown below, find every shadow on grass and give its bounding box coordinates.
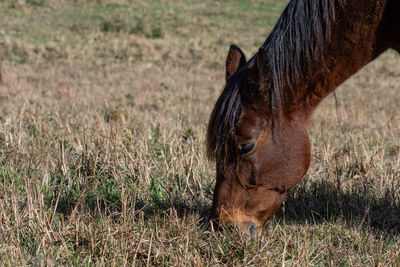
[276,178,400,235]
[125,179,400,236]
[135,178,400,237]
[136,197,212,225]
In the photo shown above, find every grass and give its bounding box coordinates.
[0,0,399,265]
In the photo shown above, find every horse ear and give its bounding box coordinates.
[248,48,269,93]
[243,48,271,115]
[226,44,246,81]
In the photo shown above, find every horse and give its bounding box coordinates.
[207,0,399,233]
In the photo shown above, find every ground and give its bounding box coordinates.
[0,0,399,265]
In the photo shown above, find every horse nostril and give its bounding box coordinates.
[246,223,258,235]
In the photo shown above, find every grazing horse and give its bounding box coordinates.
[207,0,399,233]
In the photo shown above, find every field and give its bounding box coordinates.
[0,0,399,265]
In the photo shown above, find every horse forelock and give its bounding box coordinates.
[207,69,247,163]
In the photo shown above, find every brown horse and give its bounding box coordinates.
[207,0,399,233]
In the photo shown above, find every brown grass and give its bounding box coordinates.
[0,0,399,265]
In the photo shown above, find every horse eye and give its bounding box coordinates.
[238,143,255,155]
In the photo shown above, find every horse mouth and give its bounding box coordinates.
[211,207,263,234]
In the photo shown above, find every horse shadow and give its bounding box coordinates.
[135,195,211,224]
[275,178,400,235]
[137,178,400,236]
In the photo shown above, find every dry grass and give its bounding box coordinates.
[0,0,399,265]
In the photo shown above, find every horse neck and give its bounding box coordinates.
[296,0,393,119]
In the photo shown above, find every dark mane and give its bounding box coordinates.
[262,0,341,109]
[207,0,341,161]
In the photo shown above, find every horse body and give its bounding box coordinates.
[207,0,399,232]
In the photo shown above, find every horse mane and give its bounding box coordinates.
[262,0,342,110]
[207,0,342,161]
